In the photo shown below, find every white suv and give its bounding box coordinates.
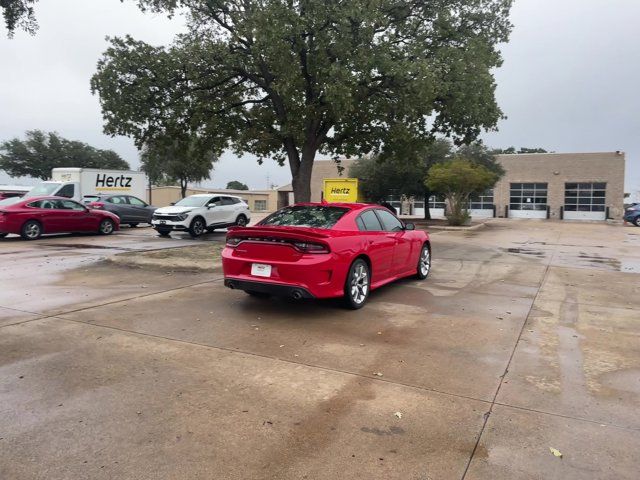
[152,194,251,237]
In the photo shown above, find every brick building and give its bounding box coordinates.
[308,152,626,221]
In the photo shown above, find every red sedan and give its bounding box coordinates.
[0,196,120,240]
[222,203,431,309]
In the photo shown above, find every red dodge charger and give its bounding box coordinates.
[222,203,431,309]
[0,196,120,240]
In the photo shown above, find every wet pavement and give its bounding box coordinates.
[1,220,639,479]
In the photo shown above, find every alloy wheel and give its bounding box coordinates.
[100,220,114,235]
[25,222,41,239]
[419,247,431,277]
[192,219,205,236]
[237,215,247,227]
[350,262,369,305]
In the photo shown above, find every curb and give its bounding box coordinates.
[414,220,490,232]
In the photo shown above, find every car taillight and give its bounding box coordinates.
[89,202,105,209]
[226,237,242,247]
[292,242,330,254]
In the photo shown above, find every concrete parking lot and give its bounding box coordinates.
[1,220,639,479]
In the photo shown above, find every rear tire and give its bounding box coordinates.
[634,217,640,227]
[189,217,206,237]
[21,220,42,240]
[416,244,431,279]
[236,214,248,227]
[98,219,115,235]
[343,258,370,309]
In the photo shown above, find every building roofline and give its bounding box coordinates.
[496,151,625,157]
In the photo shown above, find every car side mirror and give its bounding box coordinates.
[404,222,415,231]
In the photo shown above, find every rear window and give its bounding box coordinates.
[0,197,23,206]
[259,206,348,229]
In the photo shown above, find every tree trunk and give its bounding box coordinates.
[423,190,432,220]
[180,178,187,198]
[286,137,316,203]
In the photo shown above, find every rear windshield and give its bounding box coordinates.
[0,197,22,206]
[24,183,60,197]
[259,206,348,229]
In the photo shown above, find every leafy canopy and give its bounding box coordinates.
[0,130,130,180]
[1,0,38,37]
[426,158,499,225]
[91,0,512,201]
[141,135,217,197]
[226,180,248,190]
[493,147,549,154]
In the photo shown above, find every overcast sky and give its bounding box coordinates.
[1,0,638,197]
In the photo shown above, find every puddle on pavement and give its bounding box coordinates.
[502,247,545,257]
[514,241,605,248]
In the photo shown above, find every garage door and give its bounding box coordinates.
[428,195,445,219]
[412,200,425,217]
[468,189,494,219]
[509,183,548,219]
[564,182,606,220]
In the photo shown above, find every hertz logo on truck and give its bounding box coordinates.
[95,174,133,189]
[331,187,350,195]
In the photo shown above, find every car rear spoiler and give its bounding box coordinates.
[227,225,330,240]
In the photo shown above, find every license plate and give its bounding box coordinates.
[251,263,272,277]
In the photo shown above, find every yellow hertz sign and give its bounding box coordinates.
[323,178,359,203]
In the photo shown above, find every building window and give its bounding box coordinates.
[564,183,606,212]
[428,195,446,209]
[468,189,494,209]
[510,183,547,211]
[254,199,267,211]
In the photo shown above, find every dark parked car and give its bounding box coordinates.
[85,194,156,227]
[624,204,640,226]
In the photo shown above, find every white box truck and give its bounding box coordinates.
[25,168,148,202]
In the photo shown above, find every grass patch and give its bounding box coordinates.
[109,243,224,272]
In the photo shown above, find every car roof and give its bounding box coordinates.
[23,196,79,201]
[189,194,243,199]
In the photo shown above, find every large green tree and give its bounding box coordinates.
[141,135,217,198]
[0,130,130,180]
[91,0,512,202]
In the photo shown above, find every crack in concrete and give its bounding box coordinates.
[459,231,560,480]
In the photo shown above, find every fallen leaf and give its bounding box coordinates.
[549,447,563,458]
